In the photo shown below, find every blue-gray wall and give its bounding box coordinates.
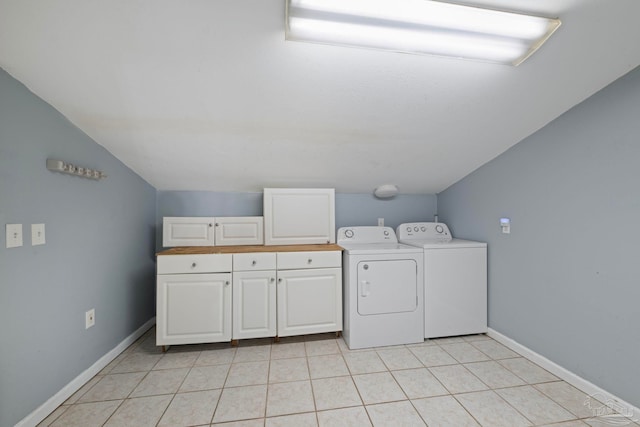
[156,191,437,250]
[438,66,640,407]
[0,68,157,427]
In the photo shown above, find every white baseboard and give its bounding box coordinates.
[16,317,156,427]
[488,327,639,422]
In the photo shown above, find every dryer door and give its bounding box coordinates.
[357,259,418,315]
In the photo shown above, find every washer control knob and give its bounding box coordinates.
[383,230,389,236]
[435,225,444,233]
[420,226,426,232]
[414,226,419,232]
[344,229,354,238]
[406,226,411,232]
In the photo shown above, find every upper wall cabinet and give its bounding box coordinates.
[264,188,335,245]
[163,216,264,247]
[215,216,264,246]
[163,217,215,247]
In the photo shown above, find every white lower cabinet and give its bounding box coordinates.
[277,267,342,337]
[156,273,232,345]
[156,254,232,346]
[157,249,341,347]
[232,253,277,340]
[232,271,276,339]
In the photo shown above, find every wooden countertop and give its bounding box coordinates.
[157,244,344,256]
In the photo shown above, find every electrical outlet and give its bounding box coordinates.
[6,224,23,248]
[85,309,95,329]
[500,218,511,234]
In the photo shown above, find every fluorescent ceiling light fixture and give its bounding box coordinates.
[285,0,561,65]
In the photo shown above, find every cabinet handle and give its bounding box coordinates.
[191,262,197,268]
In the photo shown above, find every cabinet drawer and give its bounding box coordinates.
[277,251,341,270]
[157,254,232,274]
[233,253,277,271]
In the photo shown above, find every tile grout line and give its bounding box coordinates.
[448,393,485,427]
[47,331,632,427]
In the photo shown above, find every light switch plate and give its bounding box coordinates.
[32,223,46,246]
[6,224,23,248]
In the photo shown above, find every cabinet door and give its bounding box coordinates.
[162,217,215,247]
[233,271,277,340]
[277,268,342,337]
[156,273,231,345]
[264,188,335,245]
[215,216,264,246]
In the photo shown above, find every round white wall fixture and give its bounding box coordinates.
[374,184,399,199]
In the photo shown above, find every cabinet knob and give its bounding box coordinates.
[208,223,213,227]
[215,223,219,227]
[252,260,257,266]
[225,281,230,285]
[270,278,275,283]
[191,262,197,268]
[307,258,312,264]
[278,278,282,283]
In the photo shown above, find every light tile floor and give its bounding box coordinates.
[38,329,639,427]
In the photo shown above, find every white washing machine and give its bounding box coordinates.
[397,222,487,339]
[338,226,424,349]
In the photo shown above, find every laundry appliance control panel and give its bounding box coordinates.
[396,222,452,242]
[337,226,397,244]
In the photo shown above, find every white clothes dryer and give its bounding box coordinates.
[397,222,487,339]
[338,226,424,349]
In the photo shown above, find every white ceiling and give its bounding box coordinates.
[1,0,639,194]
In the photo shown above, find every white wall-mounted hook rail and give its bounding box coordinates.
[46,159,107,180]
